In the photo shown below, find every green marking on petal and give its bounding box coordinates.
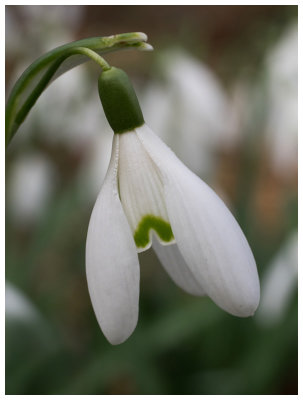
[134,214,174,249]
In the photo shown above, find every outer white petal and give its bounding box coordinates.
[86,135,140,345]
[152,238,205,296]
[137,124,260,317]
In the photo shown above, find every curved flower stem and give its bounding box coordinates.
[12,47,111,136]
[5,32,152,146]
[72,47,111,71]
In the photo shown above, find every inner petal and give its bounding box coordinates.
[118,131,175,252]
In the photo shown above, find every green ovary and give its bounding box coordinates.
[134,214,174,249]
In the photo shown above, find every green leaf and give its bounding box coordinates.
[5,32,152,146]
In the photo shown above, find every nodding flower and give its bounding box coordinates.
[86,67,260,345]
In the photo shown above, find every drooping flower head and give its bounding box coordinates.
[86,66,260,345]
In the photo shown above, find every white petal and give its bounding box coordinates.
[86,135,140,344]
[118,130,175,252]
[136,124,260,317]
[152,239,205,296]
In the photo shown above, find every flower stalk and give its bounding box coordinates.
[5,32,152,146]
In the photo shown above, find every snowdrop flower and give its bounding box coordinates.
[257,232,297,326]
[86,66,260,345]
[8,153,56,227]
[6,281,46,325]
[265,23,298,178]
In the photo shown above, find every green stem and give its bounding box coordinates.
[12,48,111,136]
[14,56,66,128]
[72,47,111,71]
[5,32,151,146]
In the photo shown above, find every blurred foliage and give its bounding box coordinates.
[5,5,297,395]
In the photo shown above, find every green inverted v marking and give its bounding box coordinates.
[134,214,174,249]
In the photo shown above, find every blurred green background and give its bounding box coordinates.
[5,5,298,395]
